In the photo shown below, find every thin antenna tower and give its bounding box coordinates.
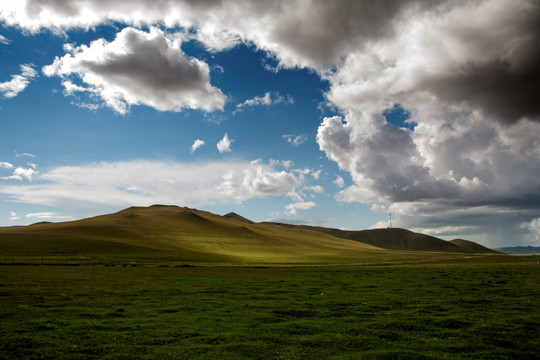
[388,213,392,229]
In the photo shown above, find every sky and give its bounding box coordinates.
[1,0,539,248]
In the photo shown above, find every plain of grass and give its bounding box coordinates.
[0,256,539,359]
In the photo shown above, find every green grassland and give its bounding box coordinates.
[1,256,539,359]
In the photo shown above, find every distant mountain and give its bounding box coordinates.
[264,223,499,254]
[496,246,540,255]
[0,206,500,265]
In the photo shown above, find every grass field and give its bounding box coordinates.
[1,256,539,359]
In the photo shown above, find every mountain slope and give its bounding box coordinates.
[449,239,497,254]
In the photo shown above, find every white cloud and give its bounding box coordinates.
[26,212,71,220]
[238,92,272,107]
[234,92,293,114]
[269,159,293,169]
[190,139,205,154]
[62,80,90,95]
[305,185,323,194]
[287,190,303,203]
[283,134,308,147]
[196,27,240,52]
[294,168,310,176]
[369,220,392,230]
[9,211,20,221]
[43,27,226,114]
[285,201,316,215]
[284,187,319,215]
[219,159,299,201]
[0,162,14,169]
[520,218,540,245]
[71,101,100,111]
[15,152,36,158]
[333,175,345,188]
[217,133,233,153]
[1,166,37,181]
[0,35,9,45]
[0,64,37,98]
[0,159,304,210]
[0,1,202,35]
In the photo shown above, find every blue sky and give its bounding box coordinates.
[1,1,540,248]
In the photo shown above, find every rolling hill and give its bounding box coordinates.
[0,205,498,265]
[263,223,497,254]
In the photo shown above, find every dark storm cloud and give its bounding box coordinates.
[424,58,540,123]
[426,1,540,123]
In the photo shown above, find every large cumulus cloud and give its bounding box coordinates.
[326,0,540,124]
[317,0,540,245]
[43,27,225,113]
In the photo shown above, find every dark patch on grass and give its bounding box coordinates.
[272,309,316,318]
[158,308,179,314]
[362,351,436,360]
[435,318,471,329]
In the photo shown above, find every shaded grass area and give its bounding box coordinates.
[0,250,486,267]
[0,256,539,359]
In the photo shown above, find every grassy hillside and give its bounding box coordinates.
[0,205,496,265]
[449,239,498,253]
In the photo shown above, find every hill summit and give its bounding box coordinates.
[223,212,254,224]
